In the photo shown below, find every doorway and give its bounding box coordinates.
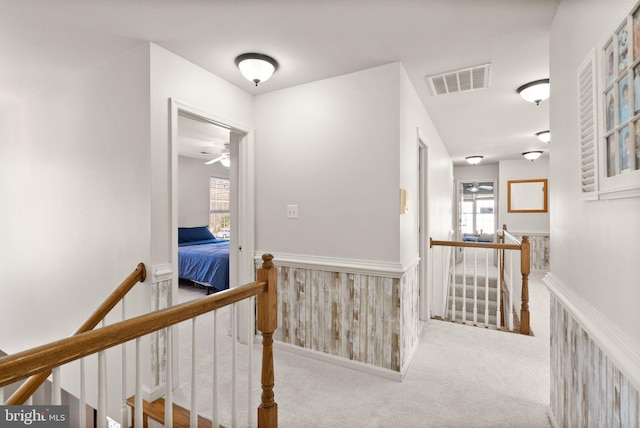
[418,137,430,320]
[457,179,496,242]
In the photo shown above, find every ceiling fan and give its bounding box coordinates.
[466,182,493,192]
[204,145,230,167]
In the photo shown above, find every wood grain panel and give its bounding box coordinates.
[266,262,419,372]
[550,296,640,426]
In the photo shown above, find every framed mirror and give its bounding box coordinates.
[507,179,548,212]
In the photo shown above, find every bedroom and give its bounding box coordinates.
[177,111,234,294]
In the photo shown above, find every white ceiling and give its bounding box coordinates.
[1,0,559,165]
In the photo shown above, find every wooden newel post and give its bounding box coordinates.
[257,254,278,428]
[520,236,531,335]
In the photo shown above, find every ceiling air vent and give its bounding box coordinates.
[426,63,491,96]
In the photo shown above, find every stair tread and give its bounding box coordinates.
[127,395,217,428]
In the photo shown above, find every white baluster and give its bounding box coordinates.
[496,247,502,329]
[165,327,173,428]
[232,303,238,428]
[473,248,478,325]
[121,300,127,428]
[451,248,456,321]
[212,310,219,428]
[462,248,467,323]
[52,367,61,405]
[509,251,514,330]
[134,338,143,428]
[191,317,197,428]
[484,249,489,326]
[0,386,4,404]
[80,359,86,428]
[247,296,254,427]
[97,350,107,428]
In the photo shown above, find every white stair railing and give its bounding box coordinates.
[430,236,526,332]
[0,255,279,428]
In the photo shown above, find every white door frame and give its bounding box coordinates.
[169,98,256,372]
[418,131,430,321]
[170,99,255,294]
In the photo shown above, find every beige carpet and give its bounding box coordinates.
[172,271,551,427]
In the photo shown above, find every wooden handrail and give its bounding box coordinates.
[6,262,147,404]
[430,238,521,251]
[0,279,267,388]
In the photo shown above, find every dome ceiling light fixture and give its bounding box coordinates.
[523,151,543,161]
[235,53,278,86]
[465,155,484,165]
[536,130,551,143]
[517,78,550,105]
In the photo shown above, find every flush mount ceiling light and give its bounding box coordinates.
[536,130,551,143]
[517,79,550,105]
[465,155,484,165]
[235,53,278,86]
[523,151,543,161]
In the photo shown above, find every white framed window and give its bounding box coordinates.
[209,177,230,239]
[591,1,640,199]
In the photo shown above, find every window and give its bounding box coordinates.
[459,181,495,237]
[209,177,230,239]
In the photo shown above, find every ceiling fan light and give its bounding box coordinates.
[465,155,483,165]
[235,53,278,86]
[517,79,550,105]
[220,157,231,168]
[523,151,543,161]
[536,130,550,143]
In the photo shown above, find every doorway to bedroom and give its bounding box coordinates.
[176,111,234,294]
[170,98,255,301]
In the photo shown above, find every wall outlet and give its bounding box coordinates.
[287,204,298,219]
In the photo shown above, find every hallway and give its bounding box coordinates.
[176,270,551,427]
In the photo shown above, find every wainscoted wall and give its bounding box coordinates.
[150,265,172,391]
[262,256,420,375]
[510,232,549,271]
[547,275,640,427]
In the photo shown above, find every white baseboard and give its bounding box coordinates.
[544,272,640,392]
[272,341,403,382]
[142,383,165,402]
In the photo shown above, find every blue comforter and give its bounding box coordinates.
[178,240,229,291]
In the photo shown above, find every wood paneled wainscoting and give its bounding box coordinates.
[255,255,420,380]
[546,274,640,427]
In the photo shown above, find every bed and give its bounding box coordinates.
[178,226,230,293]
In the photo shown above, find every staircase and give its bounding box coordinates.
[126,396,218,428]
[450,272,500,327]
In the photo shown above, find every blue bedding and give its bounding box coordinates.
[178,240,230,292]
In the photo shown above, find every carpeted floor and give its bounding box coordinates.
[172,271,551,428]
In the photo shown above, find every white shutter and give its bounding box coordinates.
[578,49,598,199]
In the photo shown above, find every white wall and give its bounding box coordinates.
[149,43,253,265]
[398,65,454,262]
[178,156,228,227]
[0,44,152,414]
[498,158,550,233]
[455,164,499,182]
[0,44,151,352]
[550,0,640,343]
[254,63,401,262]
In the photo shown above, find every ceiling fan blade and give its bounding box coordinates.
[479,185,493,190]
[205,155,223,165]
